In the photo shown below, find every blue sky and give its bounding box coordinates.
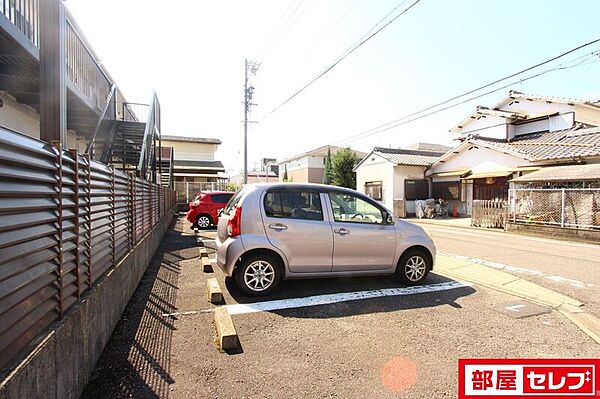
[68,0,600,174]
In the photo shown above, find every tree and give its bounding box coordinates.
[283,164,289,182]
[331,147,360,189]
[323,147,333,185]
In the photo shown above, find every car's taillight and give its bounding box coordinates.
[227,207,242,237]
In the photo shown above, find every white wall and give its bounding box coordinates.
[160,140,216,161]
[430,145,537,175]
[0,92,40,138]
[355,154,394,208]
[392,165,427,199]
[454,114,507,139]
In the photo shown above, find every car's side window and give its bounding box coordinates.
[212,194,233,204]
[328,192,385,224]
[264,190,323,221]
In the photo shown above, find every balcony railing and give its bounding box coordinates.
[66,17,112,113]
[0,0,113,115]
[0,0,39,47]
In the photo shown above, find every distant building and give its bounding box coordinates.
[230,170,279,184]
[161,135,225,183]
[354,144,451,215]
[278,145,367,183]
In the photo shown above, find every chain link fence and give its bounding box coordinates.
[508,188,600,229]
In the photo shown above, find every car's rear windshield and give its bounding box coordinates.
[222,187,246,215]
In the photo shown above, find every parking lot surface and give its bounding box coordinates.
[82,217,599,399]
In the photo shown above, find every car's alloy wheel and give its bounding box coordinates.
[243,260,275,292]
[235,252,282,296]
[196,215,211,229]
[405,255,427,282]
[395,248,431,285]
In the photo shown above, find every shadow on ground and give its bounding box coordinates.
[81,218,197,399]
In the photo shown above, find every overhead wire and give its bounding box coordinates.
[333,39,600,144]
[260,0,421,121]
[333,51,600,145]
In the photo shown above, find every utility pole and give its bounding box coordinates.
[243,59,259,184]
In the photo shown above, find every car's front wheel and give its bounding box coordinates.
[395,248,431,285]
[235,252,282,296]
[195,214,212,230]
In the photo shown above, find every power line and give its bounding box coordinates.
[334,38,600,144]
[334,53,600,145]
[299,0,362,66]
[260,0,421,121]
[255,0,297,58]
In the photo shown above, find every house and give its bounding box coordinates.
[427,91,600,215]
[354,143,450,216]
[278,145,367,183]
[160,135,225,184]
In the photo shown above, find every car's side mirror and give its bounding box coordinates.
[385,212,394,224]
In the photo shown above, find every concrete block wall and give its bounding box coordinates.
[0,211,174,399]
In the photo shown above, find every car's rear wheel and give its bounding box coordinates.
[196,214,212,230]
[395,248,431,285]
[235,252,282,296]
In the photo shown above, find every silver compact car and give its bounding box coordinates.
[215,183,436,296]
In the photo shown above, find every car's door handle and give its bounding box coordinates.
[268,223,288,231]
[334,228,350,235]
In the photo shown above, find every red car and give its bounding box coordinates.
[186,191,235,229]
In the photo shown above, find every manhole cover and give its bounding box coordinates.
[493,301,550,319]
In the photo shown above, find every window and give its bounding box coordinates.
[432,181,460,200]
[223,187,247,215]
[364,181,382,200]
[404,179,429,200]
[264,190,323,221]
[328,192,384,224]
[212,193,234,204]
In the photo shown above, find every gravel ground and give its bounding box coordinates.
[82,217,599,399]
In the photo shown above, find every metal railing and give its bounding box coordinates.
[1,0,112,115]
[122,102,150,122]
[65,16,112,114]
[508,188,600,230]
[137,92,161,181]
[471,199,507,228]
[0,0,39,47]
[0,128,176,371]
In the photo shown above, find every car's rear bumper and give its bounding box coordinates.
[215,235,245,277]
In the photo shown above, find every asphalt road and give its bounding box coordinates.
[81,217,600,399]
[418,223,600,317]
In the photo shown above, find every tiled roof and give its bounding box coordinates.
[372,147,445,166]
[471,126,600,161]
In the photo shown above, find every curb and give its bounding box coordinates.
[436,255,600,346]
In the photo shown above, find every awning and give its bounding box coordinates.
[462,170,514,179]
[510,164,600,182]
[431,169,470,177]
[173,173,223,178]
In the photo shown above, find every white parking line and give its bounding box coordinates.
[225,281,472,315]
[439,252,595,289]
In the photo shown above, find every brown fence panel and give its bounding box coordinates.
[0,128,176,372]
[0,133,60,370]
